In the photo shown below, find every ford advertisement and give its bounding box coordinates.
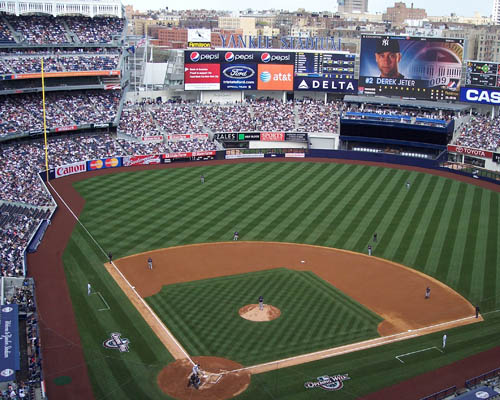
[220,63,257,90]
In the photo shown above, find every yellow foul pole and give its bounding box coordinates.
[41,58,49,182]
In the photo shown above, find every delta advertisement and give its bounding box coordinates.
[359,35,464,100]
[184,50,356,93]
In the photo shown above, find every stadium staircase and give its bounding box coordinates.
[60,20,77,43]
[293,104,300,131]
[0,15,21,43]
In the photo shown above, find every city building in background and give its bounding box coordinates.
[337,0,369,14]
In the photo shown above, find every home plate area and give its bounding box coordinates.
[157,356,251,400]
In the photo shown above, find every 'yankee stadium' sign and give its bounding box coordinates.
[219,34,342,51]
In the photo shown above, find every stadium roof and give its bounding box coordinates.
[344,95,471,112]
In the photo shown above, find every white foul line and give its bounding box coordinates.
[49,182,194,365]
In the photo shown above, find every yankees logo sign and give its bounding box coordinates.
[304,373,350,391]
[103,332,130,353]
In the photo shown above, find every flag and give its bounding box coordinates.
[136,37,146,47]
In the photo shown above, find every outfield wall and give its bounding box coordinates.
[40,147,500,187]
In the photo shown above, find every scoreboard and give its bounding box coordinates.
[465,61,500,88]
[294,52,355,79]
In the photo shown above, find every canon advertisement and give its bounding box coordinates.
[359,35,464,100]
[184,50,355,93]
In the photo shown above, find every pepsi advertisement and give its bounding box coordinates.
[359,35,464,100]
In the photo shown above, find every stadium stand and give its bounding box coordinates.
[0,91,120,136]
[455,114,500,151]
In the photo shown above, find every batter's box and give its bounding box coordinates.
[202,372,223,385]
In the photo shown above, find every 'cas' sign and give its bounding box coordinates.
[460,87,500,104]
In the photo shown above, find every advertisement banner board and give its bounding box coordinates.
[447,145,493,158]
[87,157,122,170]
[184,63,220,91]
[358,35,464,100]
[294,76,357,93]
[257,64,294,90]
[459,87,500,104]
[0,304,19,382]
[55,161,87,178]
[261,132,285,141]
[220,63,257,90]
[123,155,161,166]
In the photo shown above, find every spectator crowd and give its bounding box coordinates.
[2,15,124,45]
[0,54,120,74]
[0,90,120,136]
[455,114,500,151]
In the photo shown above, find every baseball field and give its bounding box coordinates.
[31,159,500,400]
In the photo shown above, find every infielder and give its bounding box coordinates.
[233,231,239,241]
[147,257,153,270]
[442,333,447,349]
[258,295,264,311]
[368,245,372,256]
[425,286,431,299]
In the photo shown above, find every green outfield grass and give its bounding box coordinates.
[146,268,381,365]
[62,161,500,399]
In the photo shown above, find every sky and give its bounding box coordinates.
[127,0,492,18]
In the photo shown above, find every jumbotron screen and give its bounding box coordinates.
[358,35,464,100]
[184,50,357,93]
[465,61,500,88]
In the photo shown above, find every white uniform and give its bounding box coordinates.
[442,334,447,349]
[87,283,91,295]
[192,364,200,376]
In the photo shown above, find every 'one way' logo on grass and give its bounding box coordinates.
[304,373,350,391]
[103,332,130,353]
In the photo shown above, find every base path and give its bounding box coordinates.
[116,242,478,338]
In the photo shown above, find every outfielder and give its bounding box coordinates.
[87,283,91,296]
[442,333,447,349]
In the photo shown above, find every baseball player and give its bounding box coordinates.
[192,363,200,377]
[476,305,480,318]
[108,252,113,263]
[233,231,239,241]
[200,175,205,184]
[368,245,372,256]
[442,333,447,349]
[147,257,153,270]
[258,295,264,311]
[373,233,377,242]
[406,181,411,190]
[425,286,431,299]
[87,283,91,296]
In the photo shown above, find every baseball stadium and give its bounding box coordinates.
[1,3,500,400]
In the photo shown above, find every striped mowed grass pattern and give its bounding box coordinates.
[146,268,382,366]
[65,161,500,399]
[75,162,500,311]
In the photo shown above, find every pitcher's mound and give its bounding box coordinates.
[239,304,281,321]
[157,356,250,400]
